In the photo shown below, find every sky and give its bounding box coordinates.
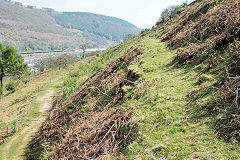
[14,0,195,28]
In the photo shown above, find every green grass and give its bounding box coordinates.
[118,37,240,159]
[0,123,28,160]
[0,40,132,159]
[0,80,64,160]
[26,103,40,123]
[6,133,26,159]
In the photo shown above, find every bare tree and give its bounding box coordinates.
[56,54,74,70]
[79,43,90,53]
[161,5,177,19]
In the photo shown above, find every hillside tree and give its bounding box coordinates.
[56,54,74,70]
[0,43,28,87]
[79,43,90,53]
[34,54,75,72]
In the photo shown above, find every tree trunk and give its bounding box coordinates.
[0,67,3,88]
[0,74,3,88]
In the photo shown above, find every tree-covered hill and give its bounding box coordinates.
[0,0,140,52]
[50,12,140,42]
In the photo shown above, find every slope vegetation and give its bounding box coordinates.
[158,0,240,141]
[25,0,240,159]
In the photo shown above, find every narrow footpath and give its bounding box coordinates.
[0,89,55,160]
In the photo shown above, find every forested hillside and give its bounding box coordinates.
[0,0,139,52]
[50,12,140,42]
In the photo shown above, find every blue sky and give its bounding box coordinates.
[14,0,195,28]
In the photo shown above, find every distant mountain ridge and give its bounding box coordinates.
[50,12,140,41]
[0,0,140,52]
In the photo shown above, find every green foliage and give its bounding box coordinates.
[90,61,102,72]
[39,140,51,160]
[62,78,78,99]
[65,78,78,89]
[22,78,30,85]
[5,81,18,93]
[0,43,28,87]
[34,54,75,72]
[157,2,187,25]
[21,72,32,84]
[140,29,151,36]
[119,37,240,160]
[0,1,139,52]
[210,0,223,4]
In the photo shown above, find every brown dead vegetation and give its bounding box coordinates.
[26,47,143,159]
[51,108,132,159]
[158,0,240,141]
[159,0,240,64]
[162,1,215,43]
[175,0,240,63]
[216,76,240,140]
[131,79,158,100]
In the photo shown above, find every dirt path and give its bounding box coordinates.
[1,89,55,160]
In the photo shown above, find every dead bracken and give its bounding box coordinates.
[158,0,240,141]
[26,47,143,159]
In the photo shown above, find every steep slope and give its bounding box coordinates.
[157,0,240,141]
[0,0,139,52]
[25,0,240,159]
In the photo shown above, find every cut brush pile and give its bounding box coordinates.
[26,47,143,159]
[51,108,132,159]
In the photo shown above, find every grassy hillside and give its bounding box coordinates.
[51,12,140,42]
[25,0,240,159]
[1,0,240,159]
[0,41,130,159]
[0,0,139,52]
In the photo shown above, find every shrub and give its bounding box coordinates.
[6,81,18,93]
[64,78,78,89]
[91,62,102,72]
[22,79,30,84]
[62,78,78,99]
